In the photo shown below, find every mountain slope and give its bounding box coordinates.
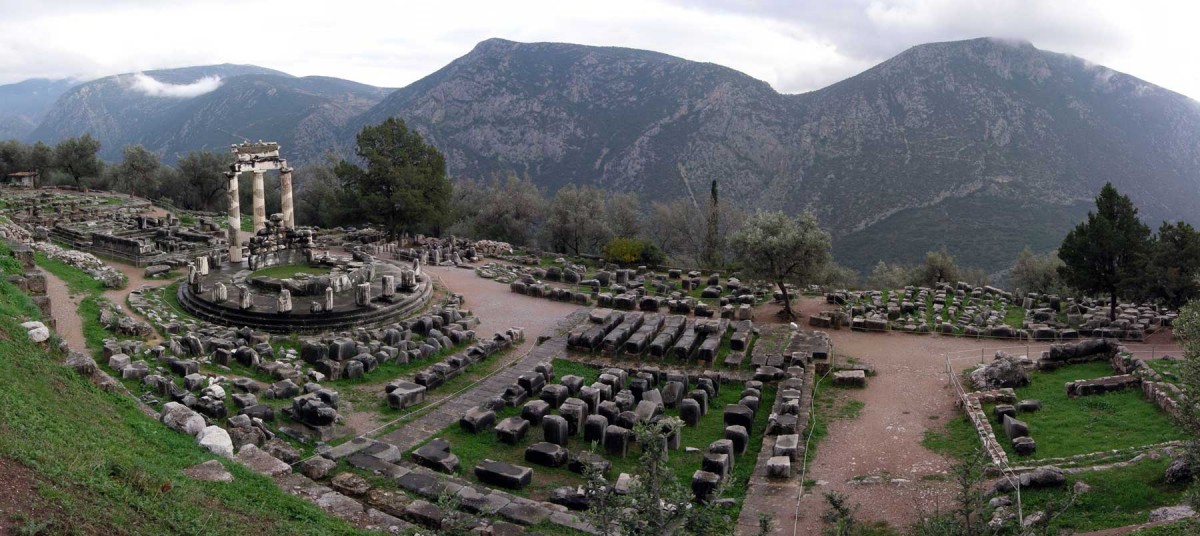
[0,78,76,139]
[360,37,1200,272]
[20,39,1200,272]
[351,38,797,206]
[30,65,390,163]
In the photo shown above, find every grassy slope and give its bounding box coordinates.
[412,359,775,511]
[985,361,1185,460]
[1021,456,1189,533]
[922,384,1189,534]
[2,244,365,535]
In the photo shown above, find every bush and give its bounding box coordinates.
[603,238,668,266]
[639,241,666,266]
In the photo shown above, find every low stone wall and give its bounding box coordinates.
[1143,381,1185,420]
[959,388,1016,467]
[1065,374,1140,397]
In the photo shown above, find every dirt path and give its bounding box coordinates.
[745,296,1181,534]
[102,260,176,346]
[423,264,582,356]
[41,269,87,353]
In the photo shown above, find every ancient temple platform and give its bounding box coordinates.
[178,256,432,334]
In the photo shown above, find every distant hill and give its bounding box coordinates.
[356,38,1200,272]
[28,64,391,164]
[0,78,76,139]
[17,39,1200,272]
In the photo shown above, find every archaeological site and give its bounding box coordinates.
[3,9,1200,536]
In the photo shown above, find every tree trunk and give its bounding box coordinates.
[1109,290,1118,321]
[778,281,795,320]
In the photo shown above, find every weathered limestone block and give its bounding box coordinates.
[474,459,533,489]
[524,442,568,467]
[412,438,460,474]
[460,406,496,434]
[277,289,292,314]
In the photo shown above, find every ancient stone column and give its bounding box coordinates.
[238,285,252,310]
[277,289,292,314]
[381,274,395,299]
[280,166,295,229]
[355,282,371,307]
[252,170,266,233]
[213,282,227,303]
[324,287,334,312]
[226,171,242,263]
[195,255,209,276]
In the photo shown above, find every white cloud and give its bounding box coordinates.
[126,73,221,98]
[0,0,1197,100]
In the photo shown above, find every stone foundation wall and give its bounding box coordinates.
[959,388,1016,467]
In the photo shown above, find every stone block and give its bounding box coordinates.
[524,442,568,467]
[583,414,608,444]
[520,400,551,425]
[412,438,460,474]
[460,406,496,434]
[543,415,570,446]
[474,460,533,489]
[495,416,531,445]
[604,425,631,457]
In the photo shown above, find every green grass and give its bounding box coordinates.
[1020,457,1189,534]
[921,414,981,462]
[1003,305,1025,330]
[412,357,775,515]
[0,242,366,535]
[35,252,106,294]
[158,281,188,318]
[986,362,1185,460]
[1146,359,1184,382]
[249,264,332,280]
[340,346,516,422]
[800,377,868,475]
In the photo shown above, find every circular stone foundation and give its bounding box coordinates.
[178,256,432,334]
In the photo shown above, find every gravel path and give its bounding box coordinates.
[744,296,1180,534]
[423,264,583,357]
[41,268,86,352]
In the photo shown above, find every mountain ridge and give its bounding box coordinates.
[12,37,1200,272]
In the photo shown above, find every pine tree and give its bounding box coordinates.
[703,180,718,268]
[1057,183,1150,320]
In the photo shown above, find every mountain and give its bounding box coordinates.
[29,64,391,164]
[0,78,76,139]
[358,38,1200,272]
[19,39,1200,272]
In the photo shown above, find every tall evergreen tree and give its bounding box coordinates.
[336,117,452,237]
[1058,183,1151,320]
[1144,221,1200,308]
[703,180,719,267]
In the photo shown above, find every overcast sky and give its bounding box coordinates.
[2,0,1199,99]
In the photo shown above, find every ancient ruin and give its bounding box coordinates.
[1,182,1193,534]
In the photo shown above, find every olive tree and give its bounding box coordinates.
[729,210,831,319]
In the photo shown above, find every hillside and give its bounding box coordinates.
[29,65,391,164]
[359,38,1200,272]
[17,38,1200,272]
[0,78,75,139]
[0,242,363,535]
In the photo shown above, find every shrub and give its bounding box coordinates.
[604,238,645,265]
